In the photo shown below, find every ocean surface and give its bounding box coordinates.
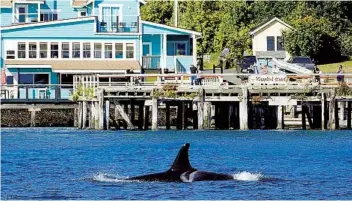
[1,128,352,200]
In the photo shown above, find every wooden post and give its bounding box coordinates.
[89,102,94,129]
[114,104,119,129]
[183,102,187,130]
[347,102,352,129]
[321,93,326,130]
[302,104,306,130]
[177,102,183,130]
[105,100,110,130]
[98,89,104,130]
[335,101,339,129]
[123,103,128,129]
[94,102,99,130]
[130,100,135,126]
[144,105,150,130]
[339,102,345,122]
[138,102,144,130]
[152,97,158,130]
[228,103,234,129]
[239,88,248,130]
[198,89,205,129]
[328,90,336,130]
[277,105,283,129]
[166,102,171,130]
[29,108,40,127]
[82,101,87,129]
[203,102,211,129]
[77,102,82,129]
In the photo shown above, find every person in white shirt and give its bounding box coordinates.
[273,64,280,74]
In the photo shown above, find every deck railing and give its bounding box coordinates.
[142,56,161,69]
[0,84,73,101]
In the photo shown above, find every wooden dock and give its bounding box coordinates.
[71,73,352,130]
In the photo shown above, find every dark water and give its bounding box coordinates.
[2,128,352,200]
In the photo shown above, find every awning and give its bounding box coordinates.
[0,0,12,8]
[0,0,45,8]
[5,60,141,73]
[72,0,88,8]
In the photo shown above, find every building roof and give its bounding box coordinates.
[249,17,293,36]
[142,20,201,36]
[0,16,96,31]
[0,0,45,8]
[5,60,141,72]
[72,0,88,8]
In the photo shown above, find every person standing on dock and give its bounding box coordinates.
[190,65,198,85]
[337,65,344,85]
[273,64,280,74]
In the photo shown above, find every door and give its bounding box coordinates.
[142,43,151,56]
[17,6,27,23]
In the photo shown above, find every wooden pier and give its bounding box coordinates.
[72,73,352,130]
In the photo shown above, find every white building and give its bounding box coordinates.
[250,17,293,60]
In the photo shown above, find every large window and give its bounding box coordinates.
[267,36,275,51]
[72,42,81,58]
[115,43,123,58]
[101,6,120,32]
[83,43,91,58]
[50,43,59,58]
[17,6,27,23]
[19,74,49,84]
[126,43,134,58]
[277,36,284,51]
[62,43,69,58]
[94,43,102,58]
[104,43,112,58]
[18,43,26,58]
[29,42,37,58]
[40,11,58,22]
[167,42,186,56]
[40,42,47,58]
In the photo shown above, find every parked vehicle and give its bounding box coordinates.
[241,56,257,73]
[287,56,316,71]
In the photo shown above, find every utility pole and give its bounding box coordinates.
[174,0,178,27]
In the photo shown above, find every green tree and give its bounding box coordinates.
[282,16,341,64]
[140,1,173,25]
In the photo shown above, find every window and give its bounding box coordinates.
[18,43,26,58]
[72,42,81,58]
[40,43,48,58]
[176,42,186,55]
[104,43,112,58]
[62,43,69,58]
[40,11,58,22]
[267,36,275,51]
[277,36,284,51]
[29,42,37,58]
[80,11,87,17]
[126,43,134,58]
[6,50,15,59]
[94,43,102,58]
[17,6,27,23]
[6,76,14,85]
[167,42,186,56]
[19,74,49,84]
[50,43,59,58]
[115,43,123,58]
[83,43,91,58]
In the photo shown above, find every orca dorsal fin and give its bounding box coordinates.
[170,143,195,172]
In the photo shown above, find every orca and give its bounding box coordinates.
[127,143,233,182]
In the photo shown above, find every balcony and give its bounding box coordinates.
[98,17,139,33]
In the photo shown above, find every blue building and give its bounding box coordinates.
[0,0,200,98]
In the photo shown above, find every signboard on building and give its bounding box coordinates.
[248,75,289,85]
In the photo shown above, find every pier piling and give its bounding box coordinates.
[82,101,87,129]
[151,98,158,130]
[347,102,352,129]
[105,100,110,130]
[239,89,248,130]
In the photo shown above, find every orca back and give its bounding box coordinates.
[170,143,195,172]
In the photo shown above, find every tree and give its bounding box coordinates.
[282,16,341,64]
[140,1,173,25]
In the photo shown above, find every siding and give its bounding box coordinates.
[142,34,161,55]
[1,8,13,26]
[142,23,191,35]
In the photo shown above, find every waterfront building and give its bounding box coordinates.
[250,17,293,66]
[0,0,200,99]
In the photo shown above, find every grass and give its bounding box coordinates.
[318,59,352,73]
[203,52,221,69]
